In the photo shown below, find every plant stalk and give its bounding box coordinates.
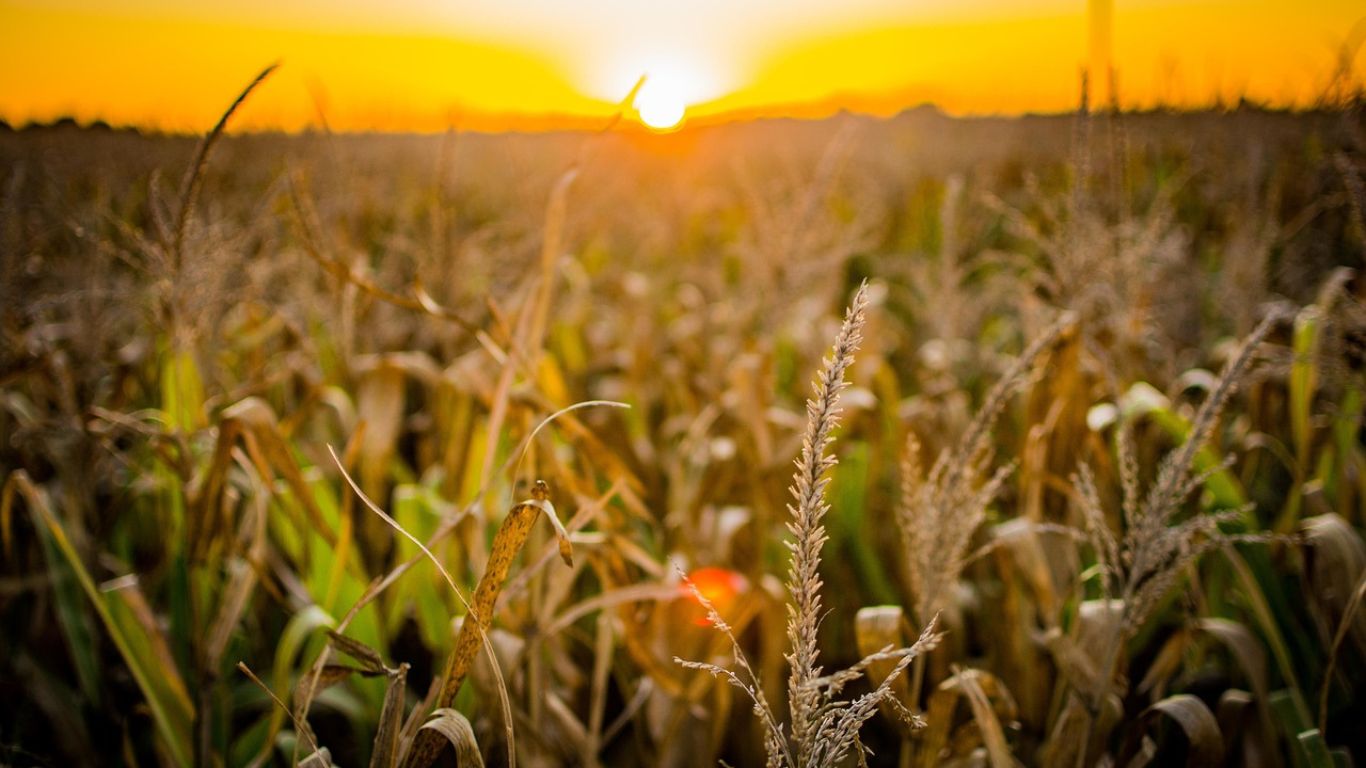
[403,480,560,768]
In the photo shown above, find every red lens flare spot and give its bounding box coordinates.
[681,567,747,626]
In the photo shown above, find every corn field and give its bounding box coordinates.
[1,84,1365,767]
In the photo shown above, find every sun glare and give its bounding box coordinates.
[582,49,729,130]
[635,78,687,130]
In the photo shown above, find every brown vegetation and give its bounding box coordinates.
[1,80,1365,766]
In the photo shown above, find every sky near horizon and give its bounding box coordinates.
[0,0,1363,131]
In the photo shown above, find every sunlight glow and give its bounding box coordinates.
[635,78,686,130]
[585,49,730,120]
[0,0,1363,130]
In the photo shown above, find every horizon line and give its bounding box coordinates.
[3,92,1354,138]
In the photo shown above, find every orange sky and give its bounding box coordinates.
[0,0,1363,132]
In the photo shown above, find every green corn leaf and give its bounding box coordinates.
[8,473,195,766]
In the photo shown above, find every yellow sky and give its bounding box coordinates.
[0,0,1362,131]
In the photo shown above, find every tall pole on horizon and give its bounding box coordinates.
[1088,0,1114,107]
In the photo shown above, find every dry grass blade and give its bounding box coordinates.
[1317,573,1366,738]
[917,667,1017,768]
[674,570,793,768]
[517,400,631,465]
[545,582,680,636]
[371,663,411,768]
[312,664,373,689]
[172,62,278,270]
[594,74,646,133]
[236,661,322,759]
[511,399,631,567]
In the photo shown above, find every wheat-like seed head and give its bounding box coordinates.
[1065,310,1284,708]
[898,313,1073,623]
[785,279,869,762]
[1117,312,1280,633]
[677,280,940,768]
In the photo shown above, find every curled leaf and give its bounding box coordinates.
[1121,694,1224,767]
[418,708,484,767]
[522,481,573,567]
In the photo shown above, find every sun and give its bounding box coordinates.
[634,78,687,131]
[584,50,724,131]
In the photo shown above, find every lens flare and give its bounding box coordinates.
[681,567,747,625]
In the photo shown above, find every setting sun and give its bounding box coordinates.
[634,78,686,130]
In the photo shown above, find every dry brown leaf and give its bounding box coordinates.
[417,708,484,768]
[1121,694,1224,767]
[371,663,409,768]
